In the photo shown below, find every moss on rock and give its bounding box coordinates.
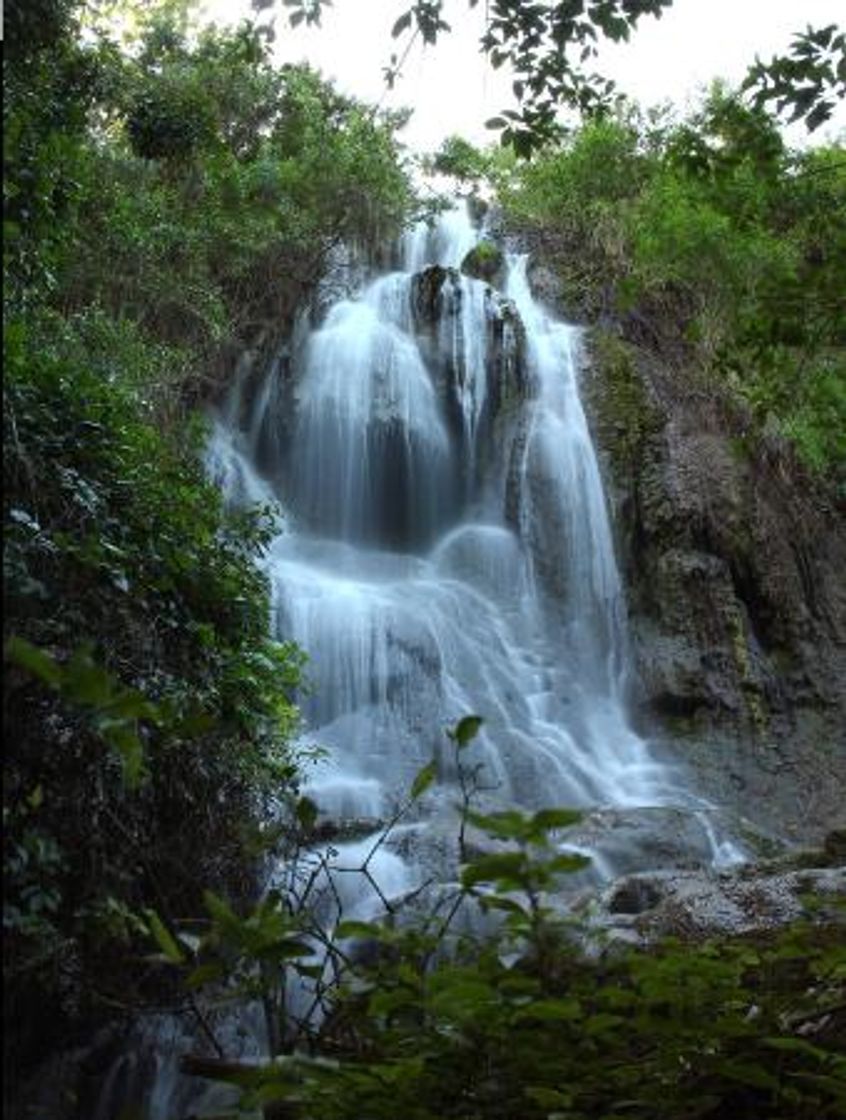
[461,240,505,286]
[585,328,663,476]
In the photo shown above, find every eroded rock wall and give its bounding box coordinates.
[580,328,846,844]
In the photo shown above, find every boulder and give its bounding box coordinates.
[460,240,505,287]
[590,863,846,943]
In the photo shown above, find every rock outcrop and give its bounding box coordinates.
[578,327,846,844]
[587,833,846,945]
[588,857,846,945]
[410,262,529,446]
[460,240,505,287]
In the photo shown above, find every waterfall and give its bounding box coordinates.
[208,200,743,912]
[94,199,748,1120]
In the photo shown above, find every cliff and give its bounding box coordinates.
[580,325,846,845]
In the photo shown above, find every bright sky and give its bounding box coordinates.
[200,0,846,153]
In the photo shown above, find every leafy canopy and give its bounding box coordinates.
[280,1,845,154]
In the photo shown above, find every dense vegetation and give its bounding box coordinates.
[3,0,413,1099]
[3,1,845,1118]
[440,90,846,483]
[151,723,846,1120]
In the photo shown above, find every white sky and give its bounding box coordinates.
[200,0,846,152]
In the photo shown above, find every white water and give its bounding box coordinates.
[205,201,743,918]
[95,203,750,1120]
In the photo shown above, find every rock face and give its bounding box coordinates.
[577,327,846,844]
[410,262,529,446]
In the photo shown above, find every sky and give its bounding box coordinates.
[200,0,846,153]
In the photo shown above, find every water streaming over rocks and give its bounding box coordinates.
[96,201,747,1120]
[210,200,744,912]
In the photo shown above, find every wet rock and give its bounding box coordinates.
[486,296,531,415]
[527,261,565,310]
[591,864,846,943]
[556,807,731,880]
[579,325,846,844]
[607,877,664,915]
[466,194,489,225]
[409,264,530,471]
[312,818,386,843]
[411,263,453,325]
[311,240,373,325]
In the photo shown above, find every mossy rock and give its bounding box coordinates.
[461,240,504,286]
[585,328,664,474]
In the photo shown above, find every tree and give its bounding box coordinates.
[281,0,674,153]
[743,23,846,133]
[278,1,845,155]
[3,1,414,1097]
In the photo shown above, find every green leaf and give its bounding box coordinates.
[525,1086,573,1109]
[531,808,583,831]
[392,10,412,38]
[295,795,318,831]
[764,1036,831,1061]
[186,961,225,989]
[145,908,184,964]
[546,852,592,875]
[5,636,62,687]
[335,920,385,941]
[101,722,146,787]
[461,850,527,890]
[430,978,497,1017]
[512,998,582,1023]
[789,1072,846,1100]
[584,1012,626,1036]
[203,890,240,934]
[465,808,529,841]
[720,1062,780,1091]
[272,938,313,959]
[479,895,528,917]
[410,760,437,800]
[294,962,325,980]
[452,714,483,748]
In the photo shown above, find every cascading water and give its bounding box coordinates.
[208,200,743,915]
[95,199,747,1120]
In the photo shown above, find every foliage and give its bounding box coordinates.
[161,719,846,1120]
[2,307,304,1068]
[3,0,414,1093]
[3,0,77,60]
[284,1,843,154]
[288,0,673,154]
[743,23,846,132]
[499,88,846,482]
[5,6,414,378]
[428,134,493,184]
